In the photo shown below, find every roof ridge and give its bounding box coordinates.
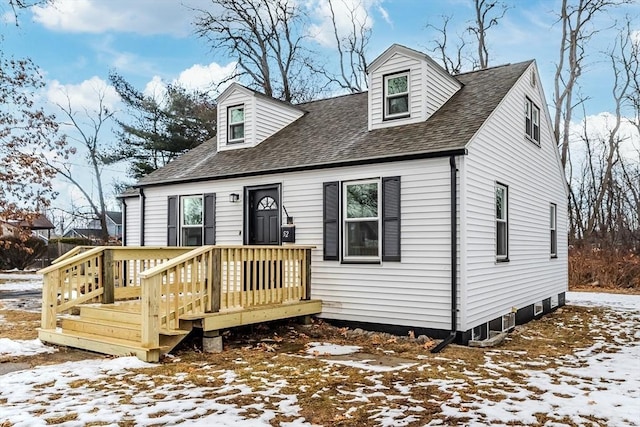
[297,90,367,107]
[455,60,534,77]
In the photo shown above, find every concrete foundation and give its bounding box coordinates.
[203,332,223,353]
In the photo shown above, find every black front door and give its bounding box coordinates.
[248,187,280,245]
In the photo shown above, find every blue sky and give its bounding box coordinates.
[1,0,638,220]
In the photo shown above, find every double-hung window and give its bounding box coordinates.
[344,180,381,260]
[496,183,508,261]
[228,105,245,143]
[525,98,540,143]
[181,195,203,246]
[550,203,557,258]
[384,72,409,119]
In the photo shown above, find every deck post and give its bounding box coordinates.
[41,271,58,330]
[141,275,160,349]
[211,248,221,313]
[102,249,115,304]
[304,249,312,300]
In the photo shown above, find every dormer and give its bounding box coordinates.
[216,83,305,151]
[368,44,462,130]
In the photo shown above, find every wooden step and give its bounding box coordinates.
[61,317,141,341]
[38,328,165,362]
[80,305,141,325]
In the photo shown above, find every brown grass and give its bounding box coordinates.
[1,289,636,426]
[0,310,40,340]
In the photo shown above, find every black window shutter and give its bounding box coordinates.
[382,176,401,261]
[323,181,340,261]
[167,195,178,246]
[204,193,215,245]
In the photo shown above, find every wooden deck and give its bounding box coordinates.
[38,245,321,361]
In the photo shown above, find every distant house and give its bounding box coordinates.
[120,44,568,345]
[87,211,122,239]
[62,228,105,242]
[0,213,55,241]
[64,211,122,242]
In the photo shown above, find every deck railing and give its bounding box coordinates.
[40,245,313,349]
[39,246,194,330]
[138,245,313,348]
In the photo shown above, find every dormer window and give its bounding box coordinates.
[228,105,245,143]
[384,72,410,119]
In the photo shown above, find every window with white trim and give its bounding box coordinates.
[228,105,245,143]
[525,98,540,143]
[181,195,203,246]
[496,183,508,260]
[384,72,409,119]
[550,203,557,258]
[343,179,381,260]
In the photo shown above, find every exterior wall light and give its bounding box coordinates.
[229,193,240,203]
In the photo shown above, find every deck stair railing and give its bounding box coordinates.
[40,245,314,356]
[39,246,194,331]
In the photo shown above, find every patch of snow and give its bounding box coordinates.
[0,279,42,292]
[306,342,360,356]
[321,358,417,373]
[0,272,42,281]
[567,291,640,311]
[0,338,56,358]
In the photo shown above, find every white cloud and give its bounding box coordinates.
[306,0,382,47]
[143,61,237,101]
[175,62,238,94]
[31,0,202,36]
[46,76,121,113]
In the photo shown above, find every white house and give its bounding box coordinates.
[120,44,568,346]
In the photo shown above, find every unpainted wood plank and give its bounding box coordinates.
[202,300,322,331]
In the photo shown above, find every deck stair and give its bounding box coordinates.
[39,302,191,362]
[38,245,320,362]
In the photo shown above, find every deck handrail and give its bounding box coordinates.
[39,246,105,274]
[50,246,95,265]
[138,245,215,279]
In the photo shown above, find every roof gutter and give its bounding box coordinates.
[134,148,468,189]
[432,155,458,353]
[139,187,146,246]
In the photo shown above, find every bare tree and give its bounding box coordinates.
[193,0,316,103]
[49,88,116,242]
[425,0,508,73]
[468,0,509,69]
[568,17,640,247]
[2,0,50,25]
[320,0,370,92]
[425,15,467,75]
[553,0,629,169]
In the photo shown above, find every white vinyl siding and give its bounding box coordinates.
[462,63,568,330]
[218,90,252,150]
[134,158,454,331]
[217,84,303,151]
[369,52,422,129]
[123,196,140,246]
[368,46,461,130]
[254,96,304,143]
[425,60,461,117]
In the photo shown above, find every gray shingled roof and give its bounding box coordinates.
[137,60,533,187]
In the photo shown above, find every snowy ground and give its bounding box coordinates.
[0,273,639,426]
